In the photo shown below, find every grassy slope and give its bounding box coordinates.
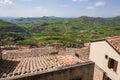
[7,16,120,46]
[0,20,26,32]
[0,20,27,45]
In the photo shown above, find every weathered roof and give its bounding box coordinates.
[106,36,120,54]
[0,54,84,79]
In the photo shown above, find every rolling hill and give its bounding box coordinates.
[0,20,27,45]
[0,16,120,47]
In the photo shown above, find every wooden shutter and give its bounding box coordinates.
[113,60,118,72]
[103,74,107,80]
[108,58,111,68]
[103,74,112,80]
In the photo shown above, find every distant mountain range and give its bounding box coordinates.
[1,16,120,21]
[0,17,19,21]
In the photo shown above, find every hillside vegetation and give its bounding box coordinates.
[0,20,27,45]
[1,16,120,47]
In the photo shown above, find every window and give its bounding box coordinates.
[75,53,79,58]
[105,55,108,59]
[103,74,111,80]
[108,58,118,72]
[71,78,82,80]
[72,78,82,80]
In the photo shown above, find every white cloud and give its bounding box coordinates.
[86,1,105,10]
[0,0,13,5]
[95,1,105,7]
[72,0,88,2]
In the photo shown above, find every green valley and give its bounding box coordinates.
[0,16,120,47]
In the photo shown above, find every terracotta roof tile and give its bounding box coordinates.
[106,36,120,54]
[0,54,84,79]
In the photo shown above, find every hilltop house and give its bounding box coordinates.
[90,36,120,80]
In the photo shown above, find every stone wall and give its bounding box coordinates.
[7,61,94,80]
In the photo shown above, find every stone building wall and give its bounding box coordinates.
[7,61,94,80]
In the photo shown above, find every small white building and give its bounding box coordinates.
[89,36,120,80]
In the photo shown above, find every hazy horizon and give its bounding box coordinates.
[0,15,120,18]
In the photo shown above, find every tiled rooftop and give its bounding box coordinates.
[0,54,83,79]
[2,48,58,59]
[106,36,120,54]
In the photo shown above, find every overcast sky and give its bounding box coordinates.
[0,0,120,17]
